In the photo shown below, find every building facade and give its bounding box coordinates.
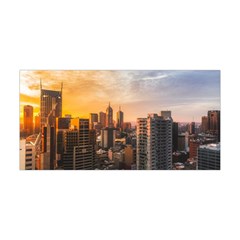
[100,128,116,149]
[201,116,208,133]
[34,114,40,134]
[136,113,172,170]
[24,105,33,136]
[116,106,124,131]
[40,83,62,128]
[198,143,220,170]
[89,113,98,129]
[62,118,94,170]
[106,102,113,128]
[208,110,220,142]
[99,111,106,128]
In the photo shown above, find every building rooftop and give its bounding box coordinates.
[199,143,220,151]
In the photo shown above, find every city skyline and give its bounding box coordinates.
[20,70,220,123]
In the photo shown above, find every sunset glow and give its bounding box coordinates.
[20,70,220,123]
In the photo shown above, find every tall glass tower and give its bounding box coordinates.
[40,80,62,128]
[106,102,113,128]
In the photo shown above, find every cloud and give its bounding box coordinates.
[19,70,220,122]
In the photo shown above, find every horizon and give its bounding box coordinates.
[20,70,220,123]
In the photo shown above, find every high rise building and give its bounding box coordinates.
[41,125,56,169]
[123,122,132,132]
[178,133,186,151]
[189,122,195,135]
[99,111,106,128]
[34,114,40,133]
[89,113,98,129]
[189,139,201,159]
[40,81,62,128]
[20,139,36,170]
[116,106,124,131]
[124,144,136,169]
[106,102,113,128]
[208,110,220,142]
[201,116,208,133]
[198,143,220,170]
[56,117,71,166]
[40,81,63,170]
[136,113,172,170]
[62,118,94,170]
[24,105,33,136]
[20,134,41,170]
[172,122,178,152]
[100,127,116,149]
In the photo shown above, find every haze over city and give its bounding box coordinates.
[20,70,220,123]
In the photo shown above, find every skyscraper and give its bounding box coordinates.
[201,116,208,133]
[189,122,195,135]
[40,81,62,128]
[56,117,71,166]
[208,110,220,142]
[89,113,98,129]
[34,114,40,134]
[172,122,178,152]
[99,111,106,128]
[24,105,33,136]
[62,118,94,170]
[106,102,113,128]
[198,143,220,170]
[40,81,63,170]
[116,106,124,130]
[137,113,172,170]
[100,128,116,149]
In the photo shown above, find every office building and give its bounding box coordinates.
[106,102,113,128]
[178,134,186,151]
[124,144,136,169]
[116,106,124,131]
[89,113,98,129]
[208,110,220,142]
[40,81,62,128]
[189,122,195,135]
[20,134,41,170]
[172,122,178,152]
[101,127,116,149]
[189,139,201,159]
[62,118,94,170]
[99,111,106,128]
[24,105,33,136]
[123,122,132,132]
[20,139,36,170]
[34,114,40,133]
[40,82,63,169]
[198,143,220,170]
[201,116,208,133]
[136,113,172,170]
[41,125,56,170]
[56,117,71,165]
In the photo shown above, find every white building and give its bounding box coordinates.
[137,113,172,170]
[20,136,38,170]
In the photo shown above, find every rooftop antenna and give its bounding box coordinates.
[40,78,42,90]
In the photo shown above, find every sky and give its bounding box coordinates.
[19,70,220,124]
